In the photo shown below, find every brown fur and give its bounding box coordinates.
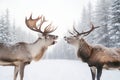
[64,24,120,80]
[74,39,120,80]
[34,47,47,61]
[64,35,120,80]
[0,42,32,64]
[77,40,120,68]
[0,34,57,80]
[77,39,92,62]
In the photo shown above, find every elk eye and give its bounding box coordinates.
[73,36,76,37]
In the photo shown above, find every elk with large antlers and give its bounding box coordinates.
[0,14,58,80]
[64,24,120,80]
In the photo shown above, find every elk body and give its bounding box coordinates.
[0,14,58,80]
[64,24,120,80]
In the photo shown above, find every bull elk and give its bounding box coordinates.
[64,24,120,80]
[0,14,58,80]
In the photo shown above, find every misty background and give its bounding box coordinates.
[0,0,120,80]
[0,0,120,60]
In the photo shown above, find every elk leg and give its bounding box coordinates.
[14,66,19,80]
[19,63,25,80]
[90,67,96,80]
[97,66,103,80]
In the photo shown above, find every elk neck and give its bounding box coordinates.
[27,38,48,61]
[77,39,93,62]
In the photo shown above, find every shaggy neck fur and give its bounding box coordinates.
[77,40,92,62]
[27,38,48,61]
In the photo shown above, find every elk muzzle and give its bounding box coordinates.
[52,35,58,45]
[64,36,72,43]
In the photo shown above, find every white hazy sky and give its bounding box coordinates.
[0,0,91,37]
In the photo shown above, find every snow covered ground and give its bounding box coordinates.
[0,59,119,80]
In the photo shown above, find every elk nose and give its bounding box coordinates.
[64,36,67,38]
[55,36,58,39]
[64,36,67,40]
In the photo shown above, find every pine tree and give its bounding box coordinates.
[80,1,92,30]
[108,0,120,47]
[0,9,16,44]
[0,11,10,43]
[0,15,6,43]
[5,9,13,43]
[92,0,112,47]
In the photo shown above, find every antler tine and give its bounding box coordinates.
[25,14,42,32]
[68,30,75,36]
[39,16,47,29]
[26,14,57,35]
[44,23,52,32]
[47,27,57,33]
[68,24,80,36]
[37,15,57,35]
[70,23,99,37]
[73,25,81,36]
[49,27,57,33]
[82,23,100,36]
[43,22,57,34]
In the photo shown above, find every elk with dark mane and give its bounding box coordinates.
[0,14,58,80]
[64,24,120,80]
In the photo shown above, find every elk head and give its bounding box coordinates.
[64,24,99,47]
[25,14,58,47]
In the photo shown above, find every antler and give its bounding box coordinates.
[68,25,81,36]
[69,23,99,37]
[79,23,99,36]
[25,14,56,35]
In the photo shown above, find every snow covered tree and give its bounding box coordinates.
[0,9,11,43]
[80,1,92,29]
[81,7,89,28]
[9,18,17,43]
[0,9,36,44]
[92,0,113,47]
[108,0,120,47]
[80,1,96,43]
[0,9,19,44]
